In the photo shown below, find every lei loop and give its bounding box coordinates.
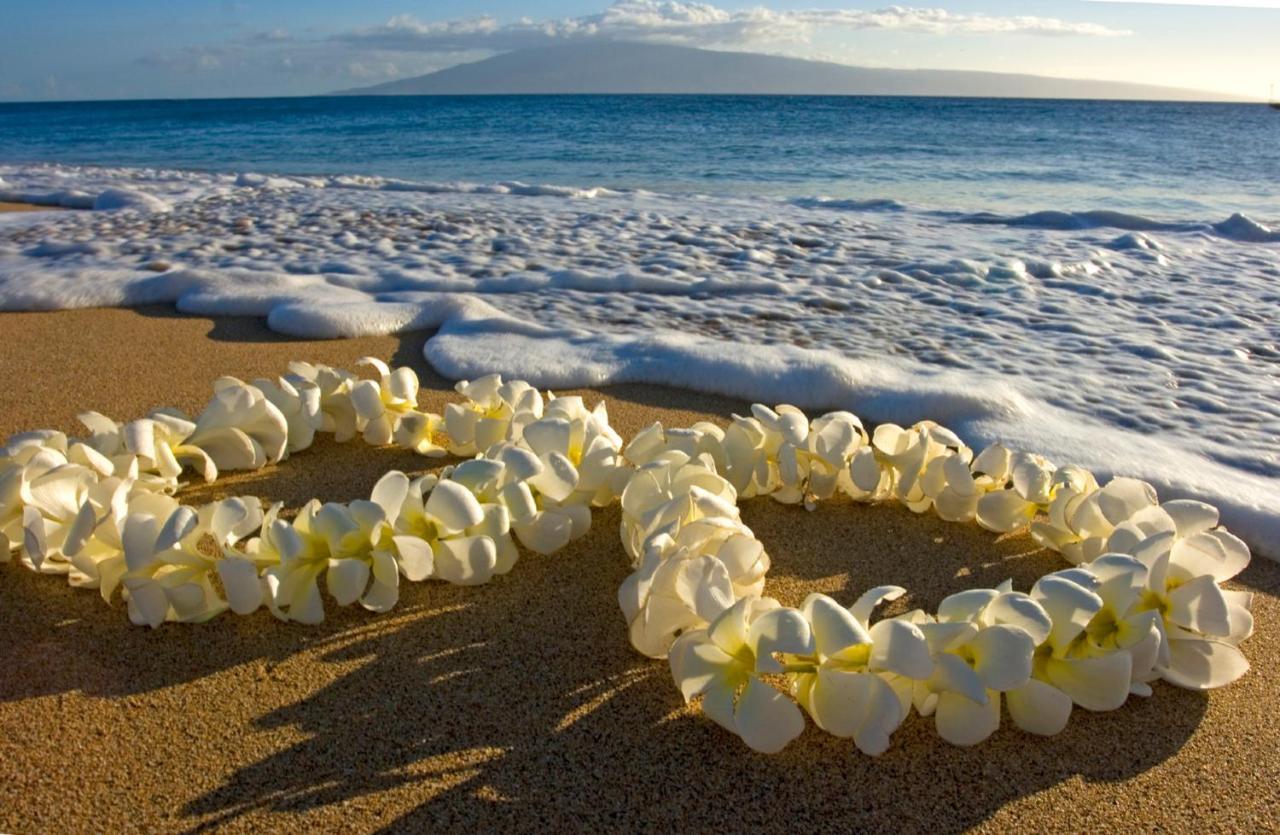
[1,358,1254,755]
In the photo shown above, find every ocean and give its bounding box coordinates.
[0,95,1277,547]
[0,96,1278,216]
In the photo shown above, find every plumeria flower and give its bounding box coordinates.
[846,443,892,501]
[188,382,290,470]
[392,410,449,457]
[1031,473,1157,565]
[285,361,358,442]
[115,415,216,483]
[58,472,138,597]
[975,451,1056,533]
[441,454,538,572]
[349,358,426,446]
[3,439,74,558]
[1126,530,1252,689]
[664,514,769,599]
[114,491,194,627]
[369,469,508,585]
[1023,571,1136,716]
[625,420,727,472]
[216,376,321,455]
[619,450,740,562]
[720,414,781,499]
[474,441,590,555]
[1075,553,1167,694]
[20,460,101,574]
[265,500,398,624]
[920,451,984,523]
[899,584,1052,746]
[519,395,627,508]
[444,373,544,456]
[669,596,815,753]
[619,532,738,658]
[145,496,269,620]
[131,382,289,481]
[732,404,798,502]
[54,414,177,491]
[502,403,624,547]
[744,406,868,508]
[618,517,770,658]
[897,422,969,512]
[785,590,932,755]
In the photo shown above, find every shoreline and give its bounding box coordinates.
[1,306,1278,831]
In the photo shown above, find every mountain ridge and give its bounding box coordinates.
[334,42,1240,102]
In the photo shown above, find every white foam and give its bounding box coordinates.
[0,161,1277,557]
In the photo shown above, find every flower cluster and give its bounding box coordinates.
[1,362,609,625]
[0,367,1257,756]
[617,407,1255,753]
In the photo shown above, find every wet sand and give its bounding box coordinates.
[0,201,63,213]
[0,306,1276,833]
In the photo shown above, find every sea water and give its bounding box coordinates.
[0,95,1277,551]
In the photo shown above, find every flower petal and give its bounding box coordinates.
[867,619,934,680]
[432,536,498,586]
[217,558,264,615]
[1160,638,1250,690]
[734,677,806,754]
[425,479,486,537]
[934,690,1000,747]
[1044,652,1132,711]
[326,558,370,606]
[1006,679,1073,736]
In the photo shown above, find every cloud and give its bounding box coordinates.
[335,2,1130,54]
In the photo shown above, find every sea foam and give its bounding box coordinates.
[1,162,1277,557]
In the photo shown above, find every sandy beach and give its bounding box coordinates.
[0,201,62,213]
[0,305,1275,832]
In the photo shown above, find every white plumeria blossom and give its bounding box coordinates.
[0,361,1257,759]
[619,450,740,562]
[350,357,426,446]
[285,361,358,442]
[520,395,627,508]
[222,375,322,455]
[741,405,868,508]
[369,469,511,586]
[785,590,932,755]
[444,373,544,456]
[669,596,815,754]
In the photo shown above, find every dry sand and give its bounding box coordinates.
[0,306,1276,833]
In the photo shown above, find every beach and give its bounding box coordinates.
[1,305,1277,832]
[0,201,59,213]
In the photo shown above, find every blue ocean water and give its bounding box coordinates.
[1,95,1277,218]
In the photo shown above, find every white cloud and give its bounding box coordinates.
[335,2,1130,53]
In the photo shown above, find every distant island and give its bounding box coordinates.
[334,42,1239,102]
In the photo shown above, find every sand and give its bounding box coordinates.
[0,202,64,213]
[0,306,1276,833]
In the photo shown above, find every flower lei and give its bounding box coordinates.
[1,358,1254,755]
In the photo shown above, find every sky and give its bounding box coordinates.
[0,1,1276,101]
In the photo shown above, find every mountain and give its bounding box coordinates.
[334,42,1237,102]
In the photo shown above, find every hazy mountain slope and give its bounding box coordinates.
[334,42,1236,102]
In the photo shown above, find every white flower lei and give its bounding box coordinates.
[0,358,1254,755]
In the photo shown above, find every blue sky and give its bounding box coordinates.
[1,1,1276,101]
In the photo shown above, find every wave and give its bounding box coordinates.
[6,163,1279,247]
[955,209,1280,243]
[790,196,907,212]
